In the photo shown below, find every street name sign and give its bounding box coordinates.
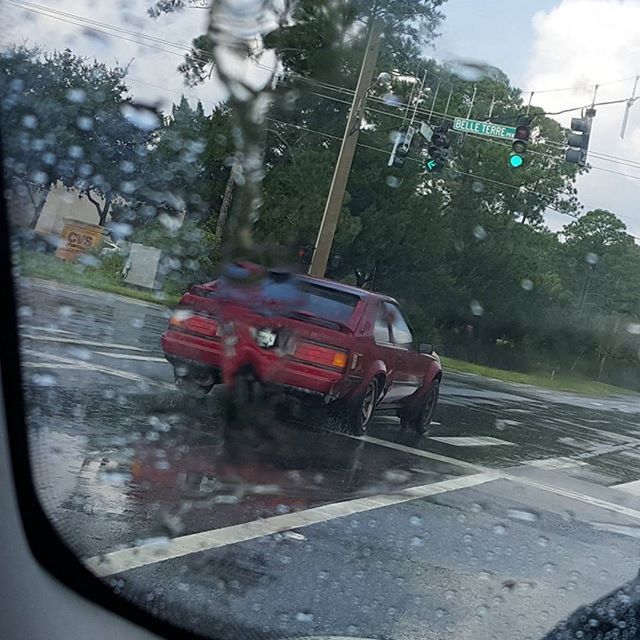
[453,117,516,140]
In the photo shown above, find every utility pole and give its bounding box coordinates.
[215,164,239,245]
[309,17,383,277]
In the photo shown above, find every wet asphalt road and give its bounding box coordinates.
[15,277,640,640]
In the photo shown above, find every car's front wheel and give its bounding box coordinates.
[400,379,440,434]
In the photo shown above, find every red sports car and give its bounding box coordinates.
[161,263,442,435]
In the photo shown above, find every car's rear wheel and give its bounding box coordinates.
[400,379,440,434]
[174,369,215,397]
[336,378,378,436]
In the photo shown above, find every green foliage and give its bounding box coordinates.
[1,45,151,226]
[94,251,126,282]
[18,250,179,305]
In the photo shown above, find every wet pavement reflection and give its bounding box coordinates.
[17,278,640,640]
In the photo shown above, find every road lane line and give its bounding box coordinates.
[21,334,152,352]
[22,349,174,390]
[526,457,588,470]
[22,363,87,370]
[611,479,640,495]
[508,475,640,520]
[342,434,487,473]
[83,471,502,577]
[429,436,516,447]
[23,326,76,336]
[93,351,167,362]
[24,277,166,309]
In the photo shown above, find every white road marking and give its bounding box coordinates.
[342,433,486,473]
[429,436,515,447]
[23,326,76,336]
[22,363,86,370]
[22,349,174,390]
[346,435,640,523]
[611,479,640,495]
[509,475,640,521]
[591,522,640,539]
[24,277,165,309]
[21,334,151,352]
[84,471,502,577]
[93,351,167,363]
[526,457,588,471]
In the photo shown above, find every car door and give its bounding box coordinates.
[386,302,423,402]
[371,301,399,404]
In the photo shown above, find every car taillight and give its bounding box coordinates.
[294,342,348,370]
[169,310,218,337]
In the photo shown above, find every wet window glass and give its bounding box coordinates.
[386,302,414,346]
[374,304,391,343]
[293,282,360,324]
[5,1,640,639]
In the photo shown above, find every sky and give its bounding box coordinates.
[3,0,640,237]
[2,0,227,110]
[433,0,640,237]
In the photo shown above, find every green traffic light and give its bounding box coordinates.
[425,159,438,172]
[509,153,524,168]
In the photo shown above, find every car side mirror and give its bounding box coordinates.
[419,342,434,355]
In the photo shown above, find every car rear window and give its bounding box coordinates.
[261,278,360,324]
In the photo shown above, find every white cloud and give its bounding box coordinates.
[522,0,640,236]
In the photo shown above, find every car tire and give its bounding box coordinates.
[400,379,440,435]
[339,378,378,436]
[174,371,214,397]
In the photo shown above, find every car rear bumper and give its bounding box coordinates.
[161,329,355,399]
[162,329,223,368]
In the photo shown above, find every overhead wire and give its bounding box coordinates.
[7,0,640,225]
[522,74,640,96]
[10,0,640,169]
[9,0,639,105]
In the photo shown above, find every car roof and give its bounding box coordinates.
[299,273,398,304]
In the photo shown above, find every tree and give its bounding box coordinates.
[1,45,152,227]
[560,209,636,312]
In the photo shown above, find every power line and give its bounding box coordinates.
[285,79,640,170]
[9,0,640,196]
[11,0,640,171]
[2,0,188,57]
[522,74,640,96]
[4,0,191,52]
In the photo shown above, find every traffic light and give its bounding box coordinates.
[509,122,530,168]
[509,153,524,168]
[326,252,342,278]
[388,128,414,169]
[565,109,595,166]
[297,244,314,269]
[388,133,405,168]
[425,126,450,173]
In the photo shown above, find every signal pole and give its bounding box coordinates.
[309,18,383,277]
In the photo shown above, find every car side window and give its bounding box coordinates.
[374,303,391,343]
[386,303,414,346]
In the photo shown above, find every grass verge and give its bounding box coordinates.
[17,250,180,306]
[441,356,637,397]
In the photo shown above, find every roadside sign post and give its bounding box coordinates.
[420,122,433,142]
